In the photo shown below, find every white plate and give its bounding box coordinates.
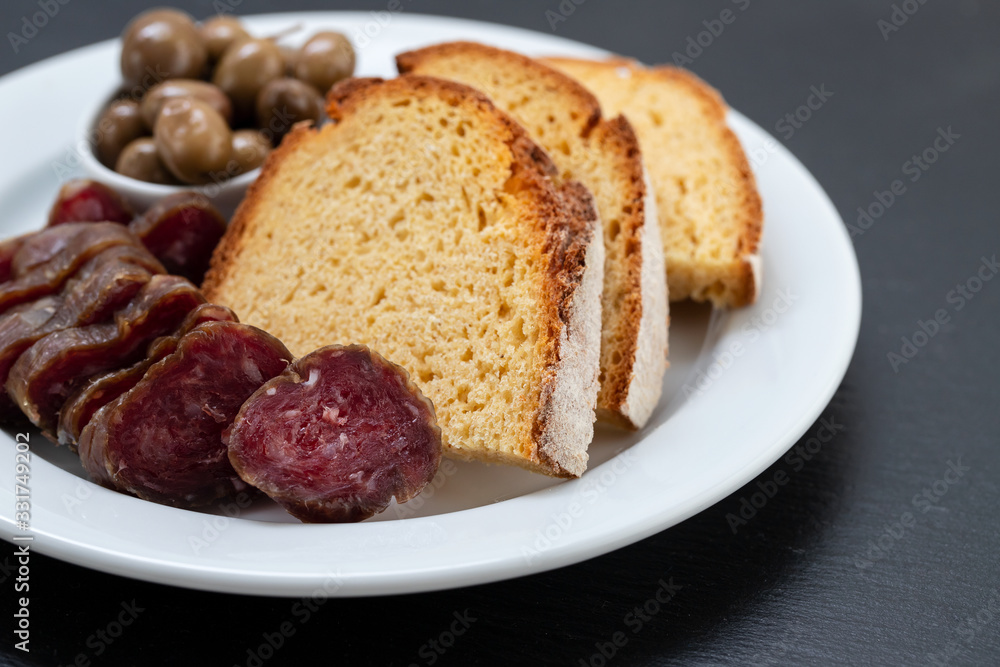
[0,12,860,596]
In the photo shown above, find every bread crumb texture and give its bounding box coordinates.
[542,57,763,307]
[399,43,668,429]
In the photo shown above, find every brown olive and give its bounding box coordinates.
[294,32,355,94]
[255,78,324,143]
[120,9,207,88]
[199,15,250,62]
[94,99,145,168]
[154,98,233,185]
[115,137,179,184]
[280,45,299,76]
[231,129,271,175]
[212,38,285,119]
[140,79,233,130]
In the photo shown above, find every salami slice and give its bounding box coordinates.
[78,321,291,507]
[226,345,442,523]
[7,275,204,433]
[0,246,161,423]
[128,192,227,285]
[0,233,29,283]
[10,224,82,277]
[51,244,164,321]
[0,249,156,385]
[56,303,238,447]
[47,179,134,226]
[0,223,141,316]
[0,299,55,422]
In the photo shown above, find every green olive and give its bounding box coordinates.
[231,129,271,175]
[199,15,250,62]
[141,79,233,130]
[294,32,355,94]
[115,137,179,184]
[95,99,145,169]
[255,78,324,142]
[120,9,207,88]
[212,38,285,119]
[154,98,233,185]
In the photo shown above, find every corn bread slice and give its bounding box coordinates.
[203,75,603,477]
[398,42,668,430]
[542,57,763,307]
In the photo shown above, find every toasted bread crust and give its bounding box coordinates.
[534,180,603,476]
[397,41,603,138]
[205,75,601,477]
[541,56,764,308]
[399,42,667,430]
[590,114,651,427]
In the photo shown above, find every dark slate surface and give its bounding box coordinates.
[1,1,998,665]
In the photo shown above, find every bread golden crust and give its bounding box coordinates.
[533,179,602,475]
[397,41,603,137]
[589,114,646,426]
[398,42,668,431]
[541,56,764,308]
[205,74,602,477]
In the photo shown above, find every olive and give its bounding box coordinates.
[212,38,285,119]
[141,79,233,130]
[199,15,250,62]
[281,45,299,76]
[115,137,179,185]
[120,9,207,88]
[231,129,271,175]
[94,99,145,168]
[255,78,324,142]
[154,98,233,185]
[294,32,355,94]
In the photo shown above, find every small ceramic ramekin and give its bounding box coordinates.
[78,89,260,216]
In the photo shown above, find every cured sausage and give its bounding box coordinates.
[226,345,442,523]
[0,245,161,423]
[0,300,51,422]
[78,321,292,507]
[128,192,227,284]
[48,244,164,322]
[9,224,83,277]
[6,275,204,433]
[47,179,134,226]
[0,223,141,316]
[0,233,29,283]
[56,337,179,451]
[56,303,237,447]
[0,248,159,391]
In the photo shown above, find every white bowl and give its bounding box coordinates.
[78,89,260,216]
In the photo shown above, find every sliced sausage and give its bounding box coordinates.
[47,179,134,226]
[0,223,141,316]
[226,345,442,523]
[6,275,204,433]
[0,248,159,391]
[56,303,237,447]
[10,224,83,277]
[0,245,161,424]
[51,244,164,323]
[79,321,291,507]
[129,192,227,284]
[0,233,30,283]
